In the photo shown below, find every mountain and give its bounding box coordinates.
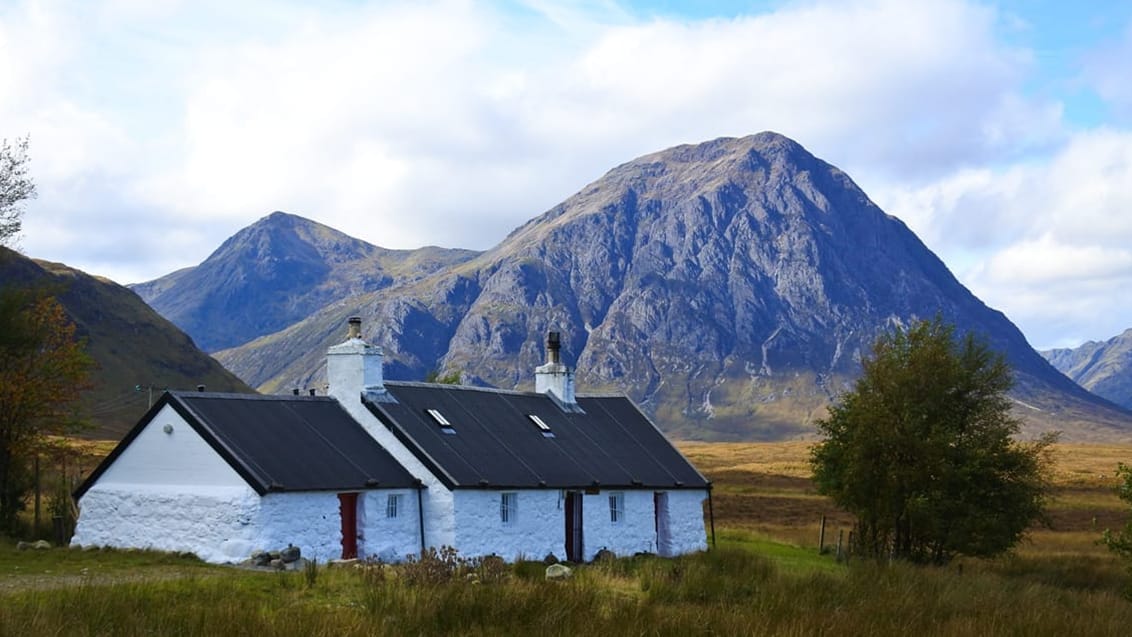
[1042,330,1132,411]
[0,247,253,439]
[131,211,480,352]
[193,133,1130,441]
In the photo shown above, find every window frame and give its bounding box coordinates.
[609,491,625,524]
[386,493,402,519]
[500,492,518,525]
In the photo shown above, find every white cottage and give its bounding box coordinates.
[73,321,712,563]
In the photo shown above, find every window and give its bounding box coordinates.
[426,408,455,434]
[386,494,402,518]
[527,414,555,438]
[609,492,624,523]
[500,492,518,525]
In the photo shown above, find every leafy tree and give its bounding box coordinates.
[0,289,93,533]
[1103,463,1132,596]
[0,136,35,246]
[0,136,92,534]
[811,317,1055,564]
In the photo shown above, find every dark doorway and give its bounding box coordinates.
[338,492,359,559]
[564,491,584,562]
[654,492,672,556]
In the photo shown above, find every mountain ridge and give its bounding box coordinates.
[171,132,1132,441]
[0,247,253,439]
[1042,329,1132,411]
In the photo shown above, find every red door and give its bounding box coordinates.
[339,492,358,559]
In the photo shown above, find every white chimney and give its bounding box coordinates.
[327,317,390,402]
[535,331,581,411]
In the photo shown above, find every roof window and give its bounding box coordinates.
[527,414,555,438]
[426,408,456,434]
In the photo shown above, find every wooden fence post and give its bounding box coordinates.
[818,514,826,553]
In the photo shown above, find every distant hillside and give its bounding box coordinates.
[1043,330,1132,411]
[1,247,253,439]
[197,133,1132,442]
[131,211,480,352]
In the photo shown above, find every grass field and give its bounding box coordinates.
[1,441,1130,635]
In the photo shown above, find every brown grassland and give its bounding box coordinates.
[0,441,1130,636]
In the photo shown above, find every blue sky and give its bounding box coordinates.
[2,0,1132,351]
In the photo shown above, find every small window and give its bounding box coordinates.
[609,492,624,523]
[426,408,456,433]
[386,494,402,518]
[527,414,555,437]
[500,492,518,525]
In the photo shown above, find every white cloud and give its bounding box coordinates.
[877,129,1132,349]
[4,0,1130,348]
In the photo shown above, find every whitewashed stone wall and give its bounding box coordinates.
[71,484,261,563]
[582,490,662,559]
[665,490,709,555]
[452,490,562,561]
[446,488,707,562]
[359,490,423,562]
[253,492,343,563]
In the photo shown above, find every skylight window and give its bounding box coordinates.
[426,408,456,433]
[527,414,555,438]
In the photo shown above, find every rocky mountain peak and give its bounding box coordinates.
[151,135,1131,441]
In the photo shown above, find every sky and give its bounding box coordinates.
[2,0,1131,351]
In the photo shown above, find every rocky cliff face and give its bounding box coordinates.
[200,134,1131,441]
[1043,330,1132,411]
[131,211,479,352]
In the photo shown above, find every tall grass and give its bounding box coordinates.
[3,547,1132,636]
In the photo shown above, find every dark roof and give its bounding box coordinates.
[76,391,419,498]
[365,382,709,490]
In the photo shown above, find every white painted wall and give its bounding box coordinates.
[359,490,423,562]
[446,488,707,562]
[254,492,343,563]
[665,490,709,556]
[97,405,247,487]
[71,484,261,563]
[452,490,563,561]
[582,490,663,559]
[326,344,456,550]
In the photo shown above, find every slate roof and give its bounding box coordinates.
[75,391,419,498]
[364,382,710,490]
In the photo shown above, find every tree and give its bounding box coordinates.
[0,136,91,534]
[0,136,36,246]
[810,317,1055,564]
[1103,463,1132,596]
[0,289,93,533]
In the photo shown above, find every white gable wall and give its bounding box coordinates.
[71,406,265,562]
[96,405,247,487]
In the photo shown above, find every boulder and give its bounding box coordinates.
[280,544,301,563]
[545,563,572,580]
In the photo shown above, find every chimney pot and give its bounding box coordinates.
[309,388,316,396]
[547,331,561,364]
[196,385,205,393]
[347,316,362,340]
[292,388,299,396]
